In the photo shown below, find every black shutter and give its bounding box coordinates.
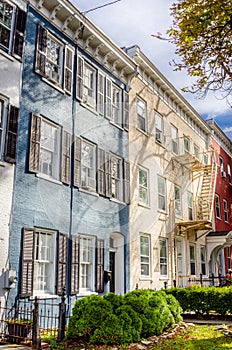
[105,152,112,198]
[64,47,74,94]
[61,130,71,185]
[56,233,68,296]
[73,136,81,187]
[35,25,47,76]
[12,7,27,59]
[29,113,41,173]
[76,56,84,100]
[95,239,104,293]
[97,147,105,196]
[71,234,79,295]
[123,160,130,204]
[123,91,129,131]
[4,105,19,163]
[20,228,35,297]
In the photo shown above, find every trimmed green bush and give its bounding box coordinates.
[67,290,183,345]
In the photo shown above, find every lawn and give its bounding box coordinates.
[150,325,232,350]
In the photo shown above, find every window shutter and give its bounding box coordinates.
[106,78,112,119]
[95,239,104,293]
[123,91,129,131]
[64,47,74,94]
[73,136,81,187]
[4,105,19,163]
[76,55,84,100]
[20,228,35,297]
[35,25,47,77]
[29,113,41,173]
[12,7,27,59]
[61,130,71,185]
[97,72,104,115]
[105,152,112,198]
[97,147,105,196]
[56,233,68,296]
[71,234,79,295]
[123,160,130,204]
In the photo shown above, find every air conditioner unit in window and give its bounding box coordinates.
[221,170,226,178]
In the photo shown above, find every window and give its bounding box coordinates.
[183,137,190,154]
[189,244,196,275]
[215,194,221,218]
[138,166,149,205]
[137,97,147,132]
[140,235,150,276]
[174,185,182,217]
[111,155,123,201]
[158,175,166,211]
[223,199,229,222]
[203,153,209,166]
[155,112,164,143]
[20,228,67,297]
[81,140,96,191]
[187,192,193,220]
[29,114,71,184]
[0,1,27,59]
[159,239,168,276]
[112,85,122,126]
[200,246,206,275]
[219,156,226,177]
[36,26,74,93]
[79,236,95,292]
[83,63,96,107]
[226,247,231,270]
[0,97,19,163]
[193,144,199,160]
[227,164,232,184]
[171,125,178,155]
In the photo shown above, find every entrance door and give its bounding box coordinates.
[109,251,115,293]
[176,238,186,287]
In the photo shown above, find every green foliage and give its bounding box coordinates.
[67,290,183,345]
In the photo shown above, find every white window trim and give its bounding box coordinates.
[83,62,96,108]
[79,235,95,293]
[157,175,166,212]
[111,154,123,201]
[170,125,179,155]
[140,234,150,278]
[215,194,221,219]
[137,97,147,133]
[223,199,229,222]
[189,243,196,276]
[159,238,168,277]
[200,246,206,276]
[138,166,149,206]
[0,96,9,161]
[81,139,96,192]
[174,185,182,218]
[0,1,16,55]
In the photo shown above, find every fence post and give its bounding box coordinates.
[57,288,66,342]
[32,297,41,350]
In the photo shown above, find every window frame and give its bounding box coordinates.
[81,139,97,191]
[223,199,229,222]
[111,154,123,201]
[136,97,147,133]
[138,166,149,206]
[0,97,8,161]
[183,137,190,154]
[155,112,164,143]
[227,164,232,184]
[140,234,150,277]
[189,244,196,276]
[170,125,178,155]
[187,191,193,221]
[157,175,166,212]
[159,238,168,277]
[215,194,221,219]
[200,246,206,276]
[79,235,95,293]
[174,185,182,218]
[219,156,226,177]
[193,144,199,160]
[111,84,122,127]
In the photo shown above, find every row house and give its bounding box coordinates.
[125,45,217,289]
[206,119,232,277]
[0,0,27,305]
[7,0,136,304]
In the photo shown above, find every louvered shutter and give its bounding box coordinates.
[4,105,19,163]
[123,160,130,204]
[56,233,68,296]
[106,78,112,119]
[76,56,84,100]
[64,47,74,94]
[73,136,81,187]
[105,152,112,198]
[12,7,27,59]
[97,148,105,196]
[35,25,47,77]
[97,72,104,115]
[29,113,41,173]
[20,228,35,297]
[61,130,71,185]
[71,234,79,295]
[95,239,104,293]
[123,91,129,131]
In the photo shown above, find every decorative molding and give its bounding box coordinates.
[50,4,62,21]
[93,43,104,58]
[62,14,75,31]
[84,34,95,49]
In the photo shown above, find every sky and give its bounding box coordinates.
[73,0,232,140]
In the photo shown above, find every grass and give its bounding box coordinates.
[150,325,232,350]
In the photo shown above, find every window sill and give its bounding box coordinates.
[157,209,167,215]
[155,139,166,149]
[0,49,14,62]
[139,277,152,281]
[77,291,98,297]
[79,188,99,197]
[159,276,168,280]
[31,294,59,299]
[138,202,150,209]
[110,197,126,205]
[136,127,148,136]
[79,101,98,116]
[110,121,124,131]
[36,173,62,185]
[42,77,65,94]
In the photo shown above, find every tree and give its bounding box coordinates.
[156,0,232,101]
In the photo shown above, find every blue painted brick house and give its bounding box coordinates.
[9,0,136,305]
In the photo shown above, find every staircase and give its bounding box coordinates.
[196,164,217,221]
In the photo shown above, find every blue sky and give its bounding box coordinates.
[73,0,232,139]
